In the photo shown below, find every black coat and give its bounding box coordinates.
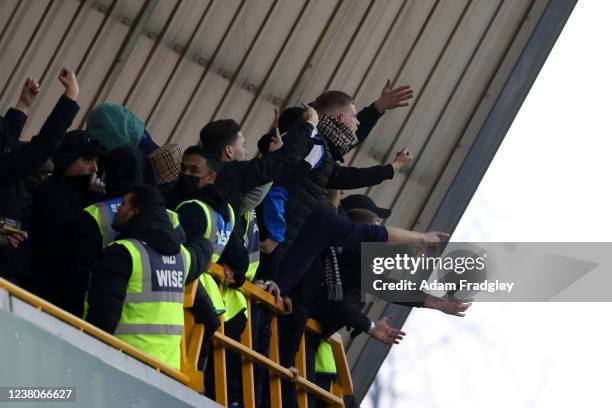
[299,247,427,340]
[283,105,393,244]
[284,141,394,243]
[71,211,103,316]
[29,175,105,311]
[85,206,212,333]
[312,288,371,338]
[0,96,79,220]
[214,121,315,210]
[0,108,27,218]
[0,107,26,151]
[0,96,79,284]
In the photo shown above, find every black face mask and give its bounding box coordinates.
[178,173,202,195]
[64,174,92,192]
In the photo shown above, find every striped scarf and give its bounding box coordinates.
[317,113,357,157]
[324,247,343,301]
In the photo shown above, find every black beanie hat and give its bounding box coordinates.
[53,130,106,174]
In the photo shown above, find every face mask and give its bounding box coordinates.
[178,173,202,195]
[64,174,92,192]
[317,113,358,157]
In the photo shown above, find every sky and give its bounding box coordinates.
[365,1,612,407]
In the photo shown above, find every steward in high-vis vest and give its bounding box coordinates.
[72,146,163,318]
[84,197,184,248]
[174,147,249,316]
[85,184,212,369]
[223,208,260,321]
[173,146,250,402]
[177,197,235,313]
[80,200,184,318]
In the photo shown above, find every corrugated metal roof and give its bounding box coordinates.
[0,0,576,402]
[0,0,537,230]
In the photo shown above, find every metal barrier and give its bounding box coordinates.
[0,276,190,385]
[0,265,353,408]
[204,263,353,407]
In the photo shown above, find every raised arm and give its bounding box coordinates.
[326,148,413,190]
[354,80,414,146]
[0,69,79,186]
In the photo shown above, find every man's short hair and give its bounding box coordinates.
[127,183,165,212]
[199,119,240,159]
[183,145,224,173]
[312,91,354,113]
[346,208,381,224]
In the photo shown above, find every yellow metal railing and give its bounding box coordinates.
[0,264,353,408]
[0,276,191,385]
[205,263,353,408]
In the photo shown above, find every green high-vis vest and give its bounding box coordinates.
[176,199,235,315]
[84,198,184,248]
[315,339,337,375]
[82,200,186,318]
[111,238,191,370]
[223,209,260,321]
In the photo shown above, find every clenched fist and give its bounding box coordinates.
[58,68,79,101]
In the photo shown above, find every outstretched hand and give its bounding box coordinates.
[421,231,450,245]
[425,294,473,317]
[370,315,406,344]
[373,79,414,113]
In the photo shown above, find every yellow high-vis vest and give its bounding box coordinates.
[176,199,235,315]
[315,339,337,375]
[84,197,184,248]
[223,209,260,321]
[111,238,191,370]
[82,199,185,318]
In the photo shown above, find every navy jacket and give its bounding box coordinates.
[277,202,388,294]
